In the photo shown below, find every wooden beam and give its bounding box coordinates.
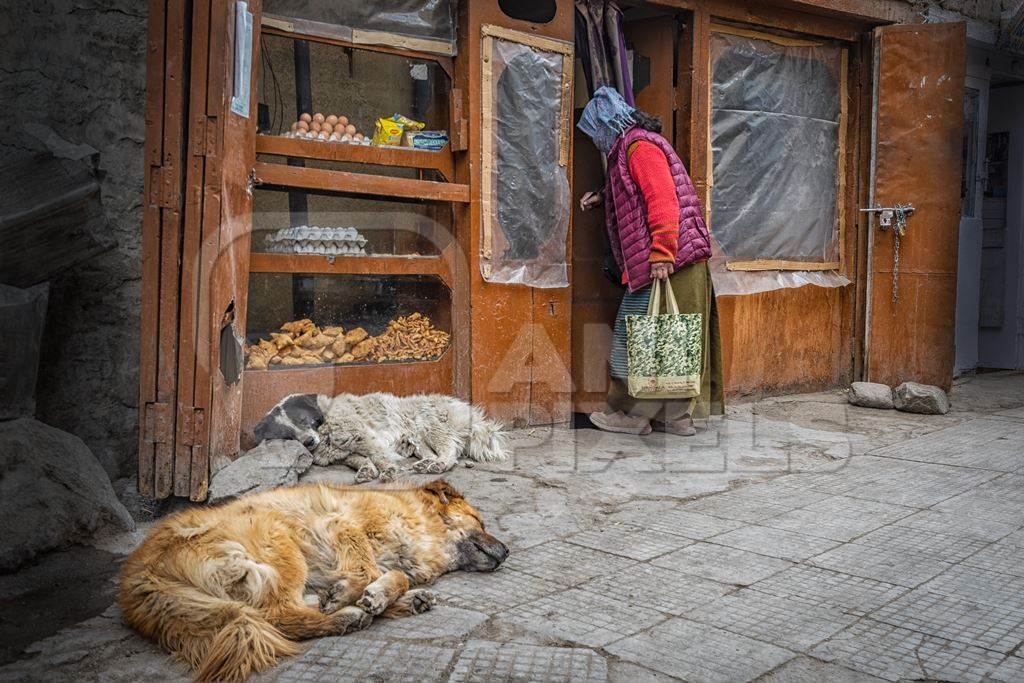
[249,252,453,288]
[256,135,455,181]
[253,161,470,203]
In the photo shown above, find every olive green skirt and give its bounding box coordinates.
[608,261,724,421]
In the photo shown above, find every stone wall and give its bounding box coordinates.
[0,1,147,478]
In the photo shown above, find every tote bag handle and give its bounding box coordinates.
[645,277,681,316]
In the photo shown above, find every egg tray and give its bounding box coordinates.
[264,226,369,256]
[282,132,372,145]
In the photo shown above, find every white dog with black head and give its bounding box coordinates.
[250,393,509,482]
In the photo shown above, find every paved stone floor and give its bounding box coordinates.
[3,372,1024,682]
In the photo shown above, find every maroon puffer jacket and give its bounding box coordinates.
[603,126,711,292]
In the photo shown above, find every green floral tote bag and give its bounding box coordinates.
[624,279,702,399]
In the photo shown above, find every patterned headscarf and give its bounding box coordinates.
[577,86,636,155]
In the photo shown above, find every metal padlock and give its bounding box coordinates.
[878,209,893,227]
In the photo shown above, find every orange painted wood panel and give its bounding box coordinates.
[866,23,965,390]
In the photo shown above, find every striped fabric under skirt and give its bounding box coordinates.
[609,286,651,380]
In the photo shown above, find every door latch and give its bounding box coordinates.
[860,204,915,304]
[859,204,915,229]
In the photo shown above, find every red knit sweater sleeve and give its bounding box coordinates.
[627,141,679,263]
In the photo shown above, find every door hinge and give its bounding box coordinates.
[143,402,174,444]
[148,165,180,209]
[190,115,218,158]
[177,406,206,448]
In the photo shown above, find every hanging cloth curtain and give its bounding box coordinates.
[574,0,633,104]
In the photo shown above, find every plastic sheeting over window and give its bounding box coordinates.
[480,26,572,288]
[709,29,844,272]
[263,0,457,56]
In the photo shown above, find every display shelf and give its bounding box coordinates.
[256,135,455,181]
[240,352,453,434]
[253,162,469,203]
[249,252,453,287]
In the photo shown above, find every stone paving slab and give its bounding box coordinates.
[261,637,455,683]
[363,606,489,641]
[449,640,607,683]
[933,491,1024,528]
[989,655,1024,682]
[578,563,735,615]
[893,509,1020,543]
[810,619,1004,682]
[503,541,637,587]
[960,541,1024,577]
[758,656,886,682]
[605,503,744,539]
[869,418,1024,472]
[433,568,563,613]
[605,617,793,682]
[869,588,1024,653]
[498,588,664,648]
[685,589,857,651]
[808,543,953,588]
[750,566,907,616]
[681,495,792,524]
[651,542,792,586]
[707,525,840,562]
[851,524,990,563]
[563,523,693,561]
[764,496,914,542]
[921,565,1024,611]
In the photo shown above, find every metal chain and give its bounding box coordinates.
[891,205,909,304]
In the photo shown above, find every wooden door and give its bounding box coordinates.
[864,22,965,390]
[623,17,677,143]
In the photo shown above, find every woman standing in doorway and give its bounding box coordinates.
[579,87,724,436]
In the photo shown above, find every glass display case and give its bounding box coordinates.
[244,18,468,400]
[245,273,451,370]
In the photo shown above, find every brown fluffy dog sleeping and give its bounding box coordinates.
[118,480,508,681]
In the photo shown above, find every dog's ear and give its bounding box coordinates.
[423,480,462,505]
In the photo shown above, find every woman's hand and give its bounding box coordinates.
[579,191,603,212]
[651,262,674,281]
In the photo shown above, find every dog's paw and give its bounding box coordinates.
[332,605,372,634]
[377,465,400,483]
[356,586,389,615]
[413,458,452,474]
[355,463,380,483]
[405,589,438,614]
[319,580,350,614]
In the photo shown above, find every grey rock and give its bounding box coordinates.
[893,382,949,415]
[0,418,135,572]
[207,440,312,503]
[847,382,894,409]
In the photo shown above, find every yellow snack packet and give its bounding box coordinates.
[372,117,404,146]
[391,113,425,131]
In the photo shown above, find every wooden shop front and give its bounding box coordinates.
[140,0,965,499]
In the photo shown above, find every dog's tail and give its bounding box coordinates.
[120,575,299,682]
[467,410,510,462]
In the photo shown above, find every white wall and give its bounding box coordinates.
[979,83,1024,370]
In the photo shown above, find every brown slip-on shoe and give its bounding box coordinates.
[653,416,697,436]
[589,411,653,435]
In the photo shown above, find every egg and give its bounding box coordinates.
[341,133,353,141]
[299,113,312,123]
[321,123,333,134]
[329,132,341,141]
[297,120,309,131]
[337,115,348,127]
[290,122,299,133]
[326,114,338,126]
[345,124,356,135]
[311,122,322,132]
[353,133,364,141]
[313,113,325,123]
[317,131,327,140]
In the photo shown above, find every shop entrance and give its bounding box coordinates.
[570,4,692,416]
